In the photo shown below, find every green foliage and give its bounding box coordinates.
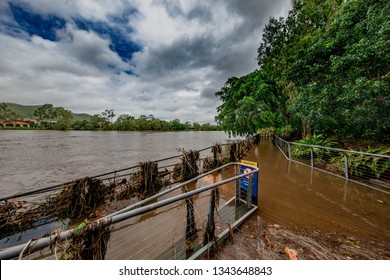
[1,103,40,119]
[113,114,220,132]
[215,71,286,136]
[33,104,57,120]
[292,134,339,158]
[215,0,389,143]
[53,107,73,130]
[33,104,74,130]
[0,103,17,121]
[1,102,89,121]
[334,147,390,178]
[295,134,339,146]
[101,109,115,125]
[286,0,390,141]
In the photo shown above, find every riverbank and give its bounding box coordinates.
[212,213,389,260]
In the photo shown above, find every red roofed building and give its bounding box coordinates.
[0,121,30,127]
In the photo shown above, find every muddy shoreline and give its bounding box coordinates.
[211,214,389,260]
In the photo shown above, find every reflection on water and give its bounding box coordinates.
[0,130,231,197]
[244,140,390,244]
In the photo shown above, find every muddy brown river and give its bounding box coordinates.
[0,131,388,258]
[246,140,389,244]
[0,130,232,198]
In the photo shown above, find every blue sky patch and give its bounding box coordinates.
[9,3,66,41]
[73,17,141,62]
[5,2,141,64]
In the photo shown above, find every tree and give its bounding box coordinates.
[0,103,16,121]
[216,0,389,143]
[114,114,137,130]
[54,107,73,130]
[286,0,389,140]
[170,118,186,130]
[90,114,108,129]
[101,109,115,123]
[215,71,286,136]
[33,104,57,121]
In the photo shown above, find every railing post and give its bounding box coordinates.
[287,142,291,159]
[235,166,240,203]
[247,174,253,208]
[344,154,349,179]
[310,148,314,167]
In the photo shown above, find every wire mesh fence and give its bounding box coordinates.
[0,162,259,260]
[272,135,390,193]
[0,135,259,258]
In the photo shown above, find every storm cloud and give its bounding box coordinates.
[0,0,290,123]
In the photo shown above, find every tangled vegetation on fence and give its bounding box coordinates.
[49,219,111,260]
[0,136,258,252]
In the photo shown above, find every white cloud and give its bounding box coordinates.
[9,0,131,21]
[0,0,291,123]
[56,24,130,71]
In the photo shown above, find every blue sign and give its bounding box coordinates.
[239,160,258,205]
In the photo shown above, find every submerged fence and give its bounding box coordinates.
[272,135,390,193]
[0,162,258,260]
[0,135,259,259]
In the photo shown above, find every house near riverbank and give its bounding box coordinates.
[0,121,30,127]
[39,120,57,127]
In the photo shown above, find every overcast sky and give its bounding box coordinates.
[0,0,291,123]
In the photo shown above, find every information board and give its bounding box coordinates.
[239,160,259,205]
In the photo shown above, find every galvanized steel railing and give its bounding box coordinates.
[0,162,259,260]
[0,135,259,259]
[272,135,390,194]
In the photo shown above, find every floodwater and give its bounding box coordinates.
[245,140,390,244]
[1,131,389,257]
[0,130,231,198]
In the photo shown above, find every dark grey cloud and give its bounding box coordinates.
[156,0,212,23]
[137,34,215,75]
[200,88,219,100]
[0,0,291,123]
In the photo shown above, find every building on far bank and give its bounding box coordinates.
[0,121,30,127]
[39,120,57,127]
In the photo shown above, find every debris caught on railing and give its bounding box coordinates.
[185,197,197,250]
[0,136,260,255]
[46,177,108,219]
[50,218,112,260]
[136,161,165,196]
[203,188,220,246]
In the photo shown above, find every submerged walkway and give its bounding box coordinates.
[242,140,389,245]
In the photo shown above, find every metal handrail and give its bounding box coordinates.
[272,135,390,194]
[273,135,390,158]
[0,162,259,260]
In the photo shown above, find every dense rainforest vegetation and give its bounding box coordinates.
[215,0,389,144]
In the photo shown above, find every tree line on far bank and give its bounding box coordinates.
[73,111,221,131]
[0,103,221,131]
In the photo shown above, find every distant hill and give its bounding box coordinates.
[2,102,91,121]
